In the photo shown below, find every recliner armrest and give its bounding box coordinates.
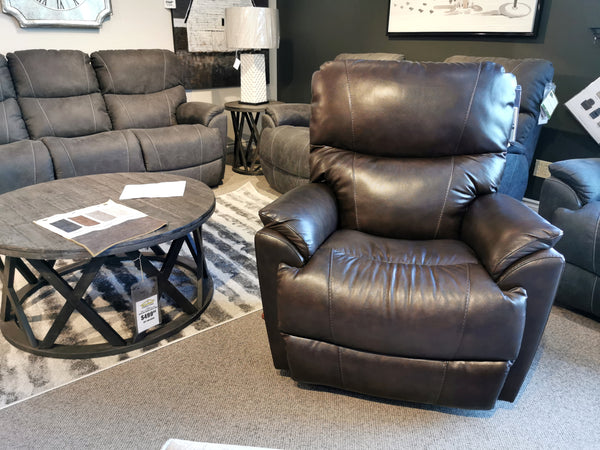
[176,102,225,127]
[462,194,563,279]
[549,158,600,205]
[259,183,338,260]
[264,103,311,128]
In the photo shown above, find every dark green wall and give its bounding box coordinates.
[276,0,600,198]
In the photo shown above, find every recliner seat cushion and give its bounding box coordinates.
[278,229,527,361]
[42,130,145,179]
[0,139,54,194]
[132,124,223,173]
[7,50,112,139]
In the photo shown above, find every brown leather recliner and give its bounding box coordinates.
[255,60,565,410]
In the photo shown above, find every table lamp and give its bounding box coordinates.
[225,7,279,104]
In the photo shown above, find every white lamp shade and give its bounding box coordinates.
[225,7,280,50]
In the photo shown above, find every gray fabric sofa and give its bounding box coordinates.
[259,55,554,200]
[0,49,227,195]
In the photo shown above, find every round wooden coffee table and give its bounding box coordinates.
[0,172,215,358]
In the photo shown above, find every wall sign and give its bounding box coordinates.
[171,0,269,90]
[1,0,112,28]
[387,0,543,37]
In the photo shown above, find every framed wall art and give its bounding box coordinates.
[171,0,269,90]
[387,0,543,37]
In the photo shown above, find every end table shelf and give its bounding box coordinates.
[225,101,280,176]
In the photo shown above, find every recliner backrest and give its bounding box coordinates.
[0,54,29,144]
[309,60,516,240]
[7,49,112,139]
[91,49,187,130]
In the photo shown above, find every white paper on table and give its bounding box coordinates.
[119,181,186,200]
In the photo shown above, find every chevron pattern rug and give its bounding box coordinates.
[0,182,275,409]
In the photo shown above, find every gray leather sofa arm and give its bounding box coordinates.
[263,103,311,128]
[259,183,338,260]
[461,193,563,279]
[176,101,225,127]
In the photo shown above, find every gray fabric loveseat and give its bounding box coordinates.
[0,49,227,195]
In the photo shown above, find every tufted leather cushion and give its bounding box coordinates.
[7,50,112,139]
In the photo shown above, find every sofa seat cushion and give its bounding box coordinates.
[277,229,527,362]
[132,124,223,174]
[0,140,54,194]
[42,130,145,179]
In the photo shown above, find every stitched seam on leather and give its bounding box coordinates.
[344,61,356,148]
[336,252,474,267]
[434,156,455,238]
[162,50,167,90]
[163,91,171,125]
[121,131,131,172]
[592,212,600,274]
[95,54,115,92]
[453,63,482,155]
[260,231,305,265]
[1,97,8,142]
[590,277,597,313]
[0,78,8,141]
[327,248,335,341]
[493,238,552,275]
[337,347,345,388]
[114,95,135,128]
[435,361,449,405]
[497,255,562,281]
[30,140,37,184]
[352,153,359,229]
[14,54,56,137]
[82,53,90,95]
[452,264,471,359]
[141,129,162,170]
[59,138,77,176]
[192,125,205,168]
[88,95,97,133]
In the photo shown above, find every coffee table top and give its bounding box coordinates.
[0,172,215,260]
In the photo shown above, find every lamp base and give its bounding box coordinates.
[240,53,268,105]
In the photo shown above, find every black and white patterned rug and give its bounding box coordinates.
[0,182,276,409]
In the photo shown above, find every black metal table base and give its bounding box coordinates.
[230,109,263,175]
[0,230,213,359]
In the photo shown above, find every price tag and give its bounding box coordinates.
[164,0,176,9]
[132,277,160,334]
[233,57,241,70]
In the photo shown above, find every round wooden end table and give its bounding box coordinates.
[0,172,215,358]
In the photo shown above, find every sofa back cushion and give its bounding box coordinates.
[91,49,187,129]
[310,60,516,240]
[7,50,112,139]
[0,54,29,144]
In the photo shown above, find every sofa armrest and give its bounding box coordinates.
[264,103,311,128]
[549,158,600,205]
[259,183,338,260]
[176,102,225,127]
[462,194,563,280]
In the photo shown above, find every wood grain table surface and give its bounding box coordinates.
[0,172,215,261]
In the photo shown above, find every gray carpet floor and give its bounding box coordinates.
[0,303,598,450]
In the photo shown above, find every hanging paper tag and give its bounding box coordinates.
[132,277,160,333]
[539,82,558,125]
[233,57,241,70]
[164,0,176,8]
